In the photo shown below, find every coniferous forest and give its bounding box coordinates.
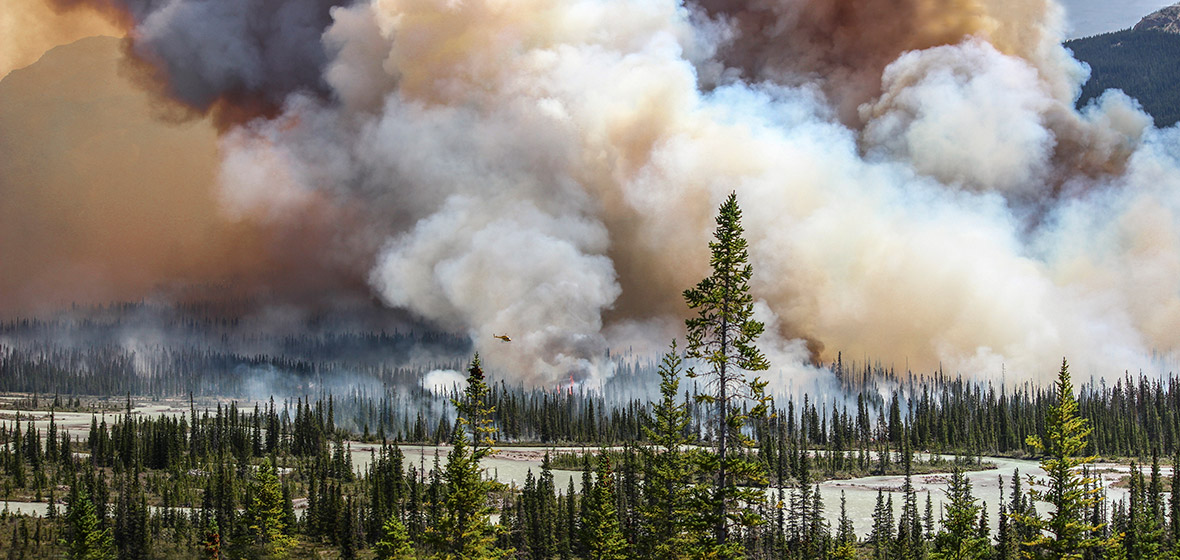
[1,196,1180,559]
[1067,28,1180,127]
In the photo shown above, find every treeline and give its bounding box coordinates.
[0,342,463,398]
[2,356,1178,560]
[11,360,1180,461]
[268,370,1180,461]
[0,300,471,398]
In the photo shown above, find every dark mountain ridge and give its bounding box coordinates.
[1067,4,1180,127]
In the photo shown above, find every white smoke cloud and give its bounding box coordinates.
[421,368,466,393]
[200,0,1180,389]
[861,40,1057,196]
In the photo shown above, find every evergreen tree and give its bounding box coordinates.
[374,512,414,560]
[641,340,700,558]
[582,454,629,560]
[683,191,771,556]
[429,354,505,559]
[896,440,926,560]
[532,454,559,559]
[1013,359,1104,560]
[834,491,858,560]
[243,458,295,559]
[202,520,221,560]
[113,473,148,560]
[65,480,115,560]
[933,466,987,560]
[871,490,896,560]
[1171,448,1180,544]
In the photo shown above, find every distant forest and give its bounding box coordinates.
[1067,28,1180,127]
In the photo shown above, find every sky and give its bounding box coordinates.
[1062,0,1176,37]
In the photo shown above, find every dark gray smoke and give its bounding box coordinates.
[48,0,349,127]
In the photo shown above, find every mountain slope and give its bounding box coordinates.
[1067,20,1180,127]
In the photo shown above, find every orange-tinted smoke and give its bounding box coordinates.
[0,36,376,316]
[695,0,1049,124]
[0,0,122,79]
[696,0,1144,186]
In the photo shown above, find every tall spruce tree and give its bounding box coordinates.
[933,466,986,560]
[640,340,700,558]
[65,480,115,560]
[582,454,629,560]
[429,354,505,559]
[243,458,295,559]
[684,191,771,556]
[1013,359,1104,560]
[373,511,414,560]
[834,491,859,560]
[1171,448,1180,545]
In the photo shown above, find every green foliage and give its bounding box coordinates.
[836,491,857,546]
[582,454,630,560]
[1067,29,1180,128]
[428,354,506,560]
[683,192,771,554]
[683,192,770,378]
[932,466,987,560]
[1013,359,1104,560]
[374,512,415,560]
[641,341,708,558]
[65,481,115,560]
[244,458,295,559]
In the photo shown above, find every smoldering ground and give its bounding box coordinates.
[7,0,1180,390]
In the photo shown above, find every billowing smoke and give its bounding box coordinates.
[19,0,1180,387]
[45,0,348,128]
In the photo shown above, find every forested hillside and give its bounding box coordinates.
[1067,28,1180,127]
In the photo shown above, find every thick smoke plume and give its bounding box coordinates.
[44,0,348,128]
[19,0,1180,388]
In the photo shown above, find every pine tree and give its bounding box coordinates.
[933,466,986,560]
[896,439,926,560]
[872,490,896,560]
[926,492,936,541]
[1170,448,1180,545]
[65,480,115,560]
[113,473,148,560]
[834,491,859,560]
[837,490,857,546]
[582,454,629,560]
[683,191,771,556]
[534,454,558,559]
[243,458,295,559]
[429,354,505,559]
[640,341,700,558]
[373,511,414,560]
[202,520,221,560]
[1013,359,1104,560]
